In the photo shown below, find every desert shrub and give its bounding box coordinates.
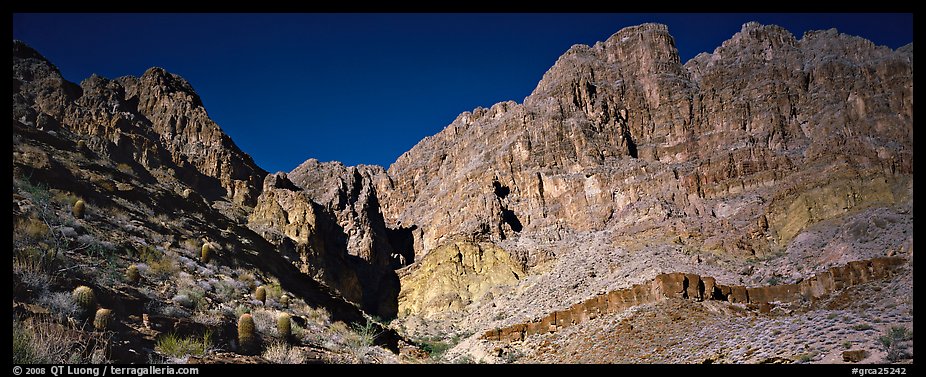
[352,319,380,348]
[420,339,451,361]
[14,248,53,293]
[305,306,330,326]
[234,305,251,317]
[191,310,226,327]
[213,279,239,303]
[39,291,79,321]
[251,308,279,336]
[147,253,179,280]
[134,245,162,265]
[13,317,109,364]
[852,324,874,331]
[155,331,212,358]
[262,341,304,364]
[235,269,257,290]
[879,326,913,362]
[176,285,207,310]
[264,281,283,301]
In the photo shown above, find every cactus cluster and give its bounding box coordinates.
[255,286,266,304]
[72,199,86,219]
[71,285,96,318]
[201,243,212,264]
[238,313,257,354]
[93,308,112,330]
[126,264,140,284]
[277,313,291,340]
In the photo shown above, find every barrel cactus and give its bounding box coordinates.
[93,308,112,330]
[238,313,257,354]
[279,294,289,307]
[201,243,212,264]
[277,313,291,340]
[255,286,266,304]
[125,264,140,284]
[72,199,86,219]
[71,285,96,318]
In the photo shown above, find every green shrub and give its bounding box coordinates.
[72,200,86,219]
[879,325,913,362]
[155,331,212,358]
[93,308,112,330]
[238,313,257,354]
[420,340,451,360]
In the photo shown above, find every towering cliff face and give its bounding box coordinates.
[380,22,912,263]
[375,23,913,326]
[12,41,266,206]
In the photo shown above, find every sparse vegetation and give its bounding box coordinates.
[420,339,452,361]
[879,325,913,362]
[213,279,240,302]
[852,323,874,331]
[842,341,852,349]
[13,317,109,364]
[147,252,180,280]
[264,281,283,301]
[155,331,213,358]
[39,291,79,321]
[352,318,381,348]
[262,341,304,364]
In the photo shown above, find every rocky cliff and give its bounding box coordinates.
[11,20,914,364]
[13,41,267,206]
[247,170,400,318]
[374,23,913,328]
[381,22,912,260]
[12,40,409,364]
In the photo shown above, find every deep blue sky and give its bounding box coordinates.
[13,14,912,173]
